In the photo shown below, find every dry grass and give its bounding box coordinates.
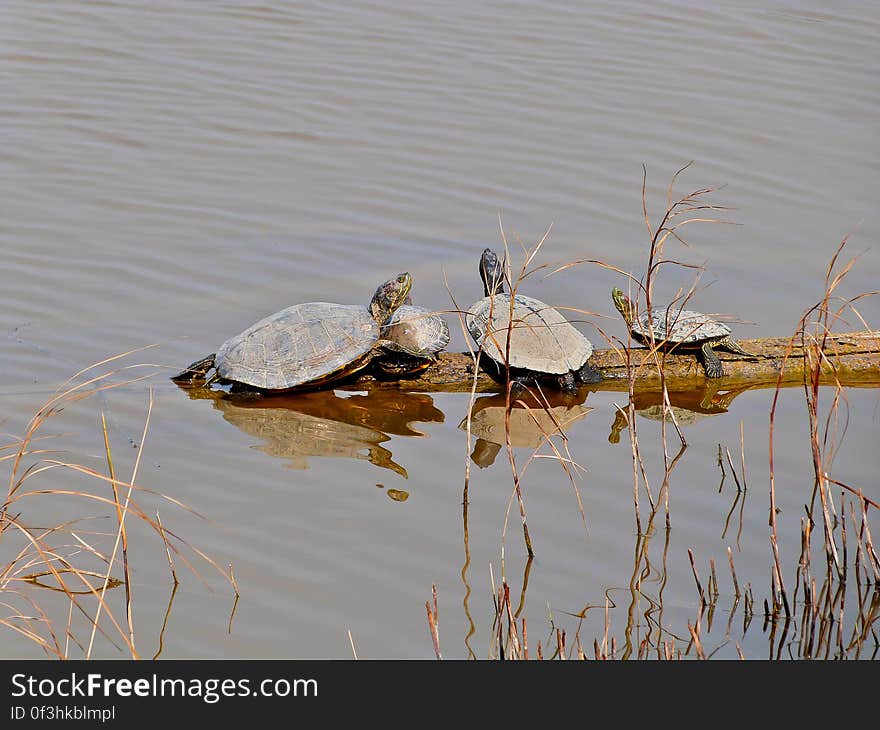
[449,222,594,560]
[429,166,879,659]
[765,235,880,656]
[0,350,235,659]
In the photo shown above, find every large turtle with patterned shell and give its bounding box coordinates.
[172,273,414,393]
[611,287,757,379]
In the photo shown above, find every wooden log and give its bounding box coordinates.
[339,330,880,393]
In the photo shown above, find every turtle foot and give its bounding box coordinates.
[700,342,724,378]
[557,371,580,396]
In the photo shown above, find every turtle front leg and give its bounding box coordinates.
[557,371,579,395]
[229,382,263,397]
[718,336,758,359]
[698,342,724,378]
[576,361,603,384]
[509,375,531,400]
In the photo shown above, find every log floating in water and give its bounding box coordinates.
[340,330,880,393]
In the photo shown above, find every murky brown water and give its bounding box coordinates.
[2,1,878,659]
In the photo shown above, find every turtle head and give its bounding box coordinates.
[612,287,637,327]
[479,248,505,297]
[371,273,412,325]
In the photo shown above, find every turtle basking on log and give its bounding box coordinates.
[465,248,602,396]
[172,273,447,393]
[611,287,757,379]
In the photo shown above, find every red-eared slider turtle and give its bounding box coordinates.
[465,248,602,395]
[171,273,412,392]
[375,303,450,377]
[611,287,756,379]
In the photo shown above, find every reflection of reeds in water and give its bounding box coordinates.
[438,167,879,659]
[0,351,234,658]
[452,219,603,559]
[766,235,880,658]
[449,217,602,654]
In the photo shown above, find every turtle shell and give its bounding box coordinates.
[380,304,450,357]
[466,293,593,375]
[632,308,731,344]
[215,302,378,390]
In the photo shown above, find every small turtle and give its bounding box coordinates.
[465,248,602,396]
[171,273,412,393]
[374,303,450,377]
[611,287,757,379]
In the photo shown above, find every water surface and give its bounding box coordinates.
[1,1,878,659]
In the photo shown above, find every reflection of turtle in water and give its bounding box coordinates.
[196,388,444,477]
[608,384,751,443]
[172,273,414,393]
[611,287,757,378]
[459,391,593,468]
[466,248,602,397]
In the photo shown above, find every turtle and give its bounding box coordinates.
[373,303,450,377]
[171,273,412,393]
[611,287,757,379]
[465,248,603,396]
